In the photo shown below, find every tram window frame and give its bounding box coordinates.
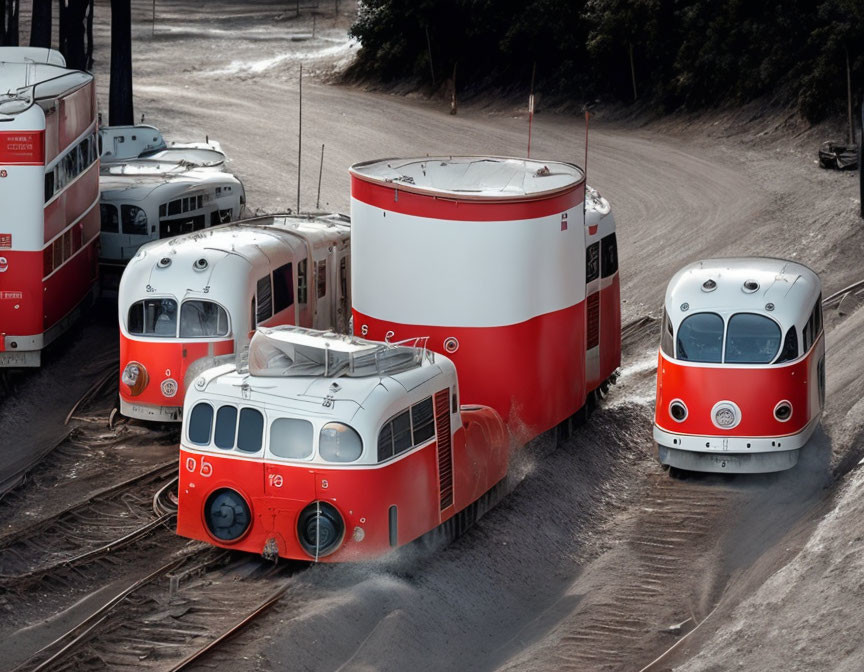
[675,311,724,363]
[660,309,674,357]
[188,403,214,446]
[121,204,148,236]
[586,242,600,283]
[256,275,273,324]
[179,300,230,338]
[316,259,327,299]
[775,326,799,364]
[319,422,363,463]
[376,396,438,463]
[272,262,294,313]
[269,417,314,460]
[237,408,264,453]
[100,204,119,233]
[127,298,179,337]
[297,258,309,305]
[44,171,55,202]
[213,405,238,450]
[600,233,618,278]
[724,312,782,364]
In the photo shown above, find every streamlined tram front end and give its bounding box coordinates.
[654,258,824,473]
[175,328,509,561]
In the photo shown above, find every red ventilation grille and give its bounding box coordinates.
[434,389,454,511]
[587,293,600,349]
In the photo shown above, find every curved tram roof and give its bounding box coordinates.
[350,156,584,202]
[664,257,821,330]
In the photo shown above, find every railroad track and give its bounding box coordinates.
[12,549,297,672]
[0,462,177,588]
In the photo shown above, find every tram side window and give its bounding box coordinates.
[725,313,781,364]
[377,397,436,463]
[660,309,674,356]
[237,408,264,453]
[600,233,618,278]
[213,406,238,449]
[44,171,55,202]
[272,262,294,313]
[803,298,823,353]
[179,300,229,338]
[676,312,723,363]
[316,259,327,299]
[411,397,435,444]
[188,403,214,445]
[122,204,148,235]
[775,326,799,363]
[100,204,119,233]
[270,418,313,459]
[256,275,273,324]
[586,242,600,283]
[297,258,308,304]
[127,298,178,337]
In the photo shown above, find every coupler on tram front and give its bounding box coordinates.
[653,258,825,474]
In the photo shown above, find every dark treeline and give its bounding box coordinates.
[349,0,864,122]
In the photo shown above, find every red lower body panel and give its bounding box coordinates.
[353,304,587,443]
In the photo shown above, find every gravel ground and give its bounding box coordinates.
[3,2,864,671]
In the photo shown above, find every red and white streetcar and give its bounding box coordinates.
[118,214,350,421]
[654,258,824,473]
[349,156,621,440]
[174,155,622,561]
[0,47,99,367]
[176,327,508,560]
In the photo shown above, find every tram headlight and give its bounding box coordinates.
[711,401,741,430]
[774,401,793,422]
[669,400,688,422]
[204,488,252,542]
[297,501,345,559]
[121,361,149,396]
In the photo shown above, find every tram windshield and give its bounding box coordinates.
[180,300,230,338]
[127,299,178,337]
[676,312,723,363]
[724,313,781,364]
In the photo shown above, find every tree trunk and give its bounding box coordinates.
[59,0,88,70]
[845,45,854,145]
[109,0,134,126]
[30,0,52,48]
[85,0,94,69]
[1,0,20,47]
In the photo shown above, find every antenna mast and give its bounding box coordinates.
[297,63,303,214]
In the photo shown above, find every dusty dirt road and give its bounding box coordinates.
[2,1,863,671]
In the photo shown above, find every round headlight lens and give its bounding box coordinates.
[711,401,741,430]
[297,501,345,559]
[774,401,793,422]
[669,400,688,422]
[121,361,148,396]
[204,488,252,542]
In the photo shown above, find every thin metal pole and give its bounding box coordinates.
[297,63,302,214]
[425,26,435,86]
[584,108,589,180]
[316,143,324,210]
[152,0,156,37]
[527,61,536,158]
[859,100,863,219]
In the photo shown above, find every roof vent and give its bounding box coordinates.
[701,279,717,292]
[193,258,208,271]
[157,257,171,268]
[765,302,775,312]
[743,280,759,293]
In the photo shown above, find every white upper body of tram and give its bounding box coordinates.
[98,125,245,267]
[118,214,351,421]
[0,47,99,367]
